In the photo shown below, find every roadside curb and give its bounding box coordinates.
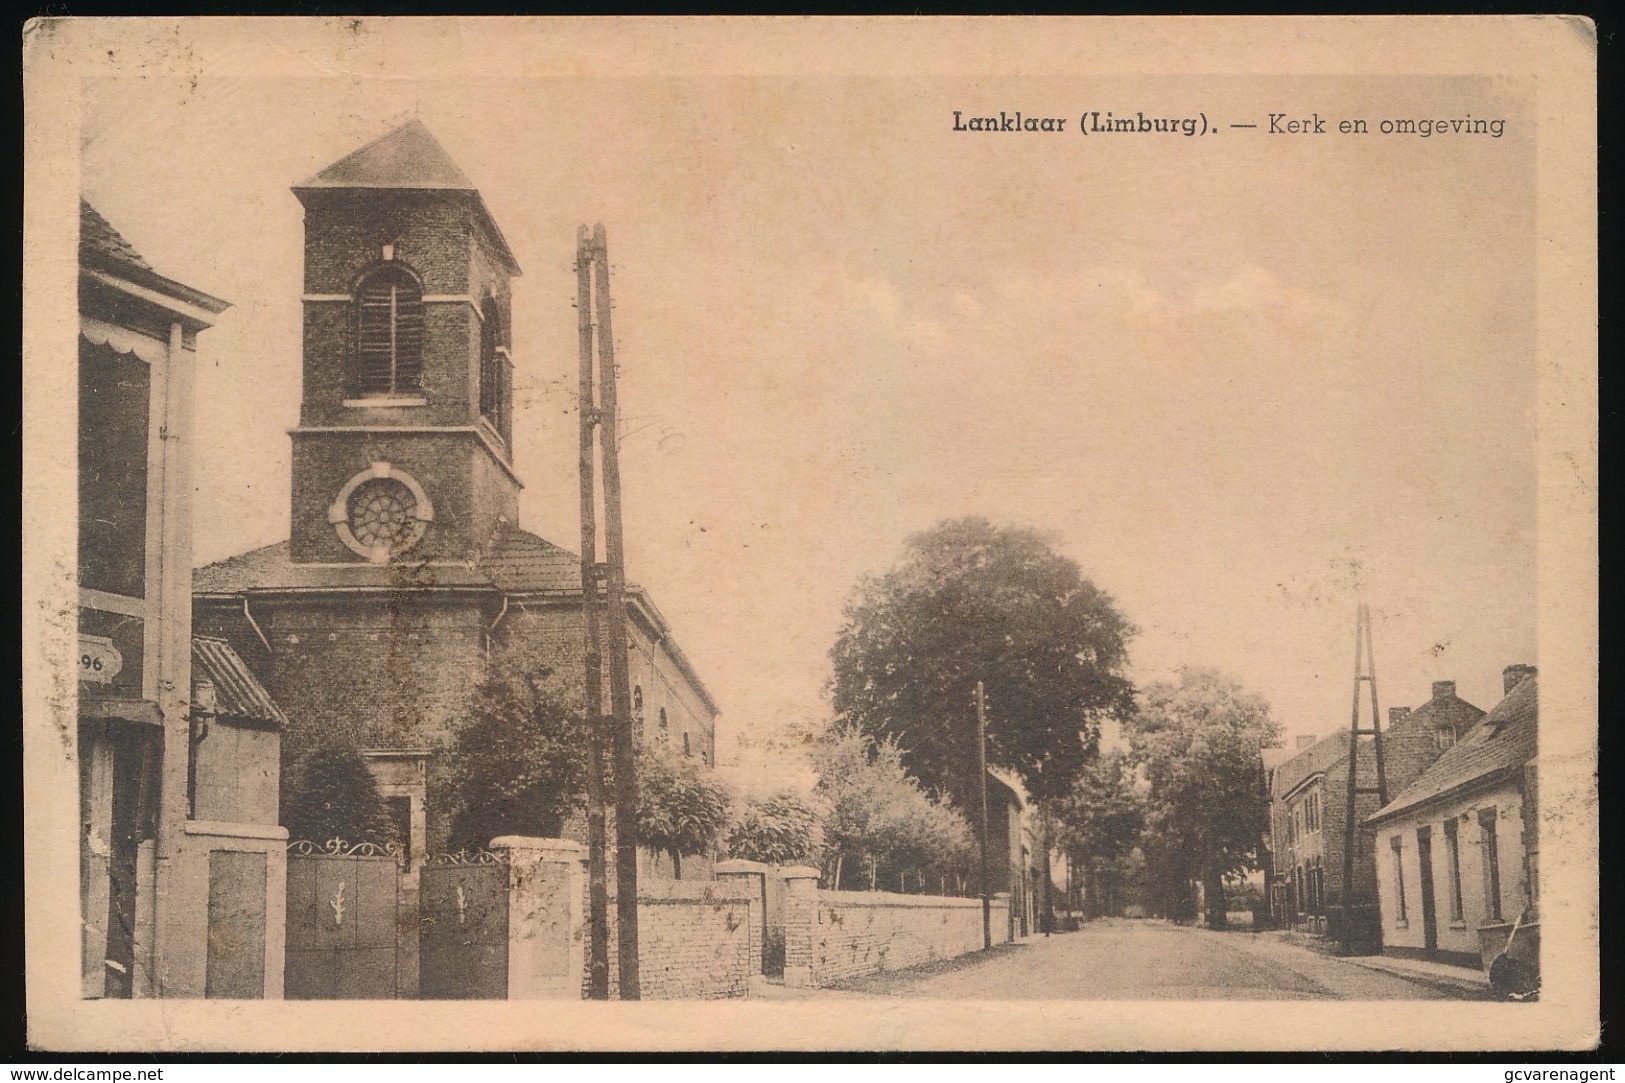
[1343,956,1497,1000]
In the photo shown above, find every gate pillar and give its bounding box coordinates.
[715,859,771,992]
[778,865,822,988]
[490,837,586,999]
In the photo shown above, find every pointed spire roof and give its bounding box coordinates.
[295,119,475,191]
[293,120,520,274]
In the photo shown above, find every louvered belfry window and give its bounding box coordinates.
[354,265,424,395]
[478,294,505,430]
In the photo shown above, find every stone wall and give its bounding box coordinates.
[782,868,1008,988]
[633,880,756,1000]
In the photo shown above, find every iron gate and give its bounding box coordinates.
[284,840,403,999]
[418,850,509,999]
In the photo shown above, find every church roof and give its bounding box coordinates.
[194,525,719,716]
[1367,675,1537,825]
[292,120,520,274]
[480,525,583,593]
[294,119,476,192]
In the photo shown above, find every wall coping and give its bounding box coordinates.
[816,888,983,909]
[715,859,773,874]
[779,865,821,881]
[631,880,755,903]
[489,836,586,858]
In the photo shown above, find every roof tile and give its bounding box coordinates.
[1368,676,1537,823]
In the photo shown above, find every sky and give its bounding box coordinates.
[78,63,1538,764]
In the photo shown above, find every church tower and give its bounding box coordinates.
[196,121,720,880]
[288,120,523,565]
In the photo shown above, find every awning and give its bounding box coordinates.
[80,698,163,726]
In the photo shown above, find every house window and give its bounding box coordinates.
[354,265,424,396]
[1390,836,1408,922]
[683,731,691,757]
[477,292,509,436]
[1479,807,1503,921]
[1443,817,1465,920]
[658,708,668,744]
[1436,727,1456,751]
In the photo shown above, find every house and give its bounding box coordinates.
[1366,666,1538,975]
[78,201,287,998]
[192,121,719,871]
[1267,679,1483,944]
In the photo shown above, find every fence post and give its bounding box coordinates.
[779,865,822,988]
[715,859,770,992]
[489,837,586,999]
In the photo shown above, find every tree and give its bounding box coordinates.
[1055,750,1145,918]
[812,725,974,892]
[439,656,587,852]
[635,744,732,879]
[1124,668,1280,928]
[726,792,822,865]
[828,517,1135,809]
[283,733,394,846]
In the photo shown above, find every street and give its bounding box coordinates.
[791,918,1475,1000]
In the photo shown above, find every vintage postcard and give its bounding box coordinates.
[22,16,1598,1052]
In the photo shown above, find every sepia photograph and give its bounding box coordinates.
[21,16,1597,1052]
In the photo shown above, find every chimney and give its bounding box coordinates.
[1431,680,1456,701]
[1503,664,1537,696]
[1389,706,1411,728]
[1295,734,1317,750]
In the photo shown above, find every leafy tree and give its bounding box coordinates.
[828,517,1135,808]
[1124,668,1279,928]
[812,725,974,892]
[1055,751,1145,918]
[440,656,587,851]
[726,791,822,865]
[635,744,732,879]
[283,733,394,846]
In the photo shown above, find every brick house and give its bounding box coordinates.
[79,201,287,999]
[1266,679,1483,942]
[1366,666,1538,973]
[192,121,719,867]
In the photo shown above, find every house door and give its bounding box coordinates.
[101,723,159,998]
[1416,827,1438,959]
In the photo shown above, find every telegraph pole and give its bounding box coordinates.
[976,680,992,950]
[591,224,641,999]
[575,227,610,1000]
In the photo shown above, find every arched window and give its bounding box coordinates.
[682,732,691,757]
[632,686,644,723]
[478,292,508,435]
[658,708,668,744]
[353,264,424,396]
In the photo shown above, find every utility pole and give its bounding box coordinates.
[574,227,610,1000]
[1338,602,1388,953]
[590,224,640,999]
[976,680,992,950]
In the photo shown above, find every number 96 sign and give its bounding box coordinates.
[78,635,123,684]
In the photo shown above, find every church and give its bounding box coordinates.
[194,121,719,866]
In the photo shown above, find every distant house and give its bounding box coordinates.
[1266,680,1483,942]
[1366,666,1538,974]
